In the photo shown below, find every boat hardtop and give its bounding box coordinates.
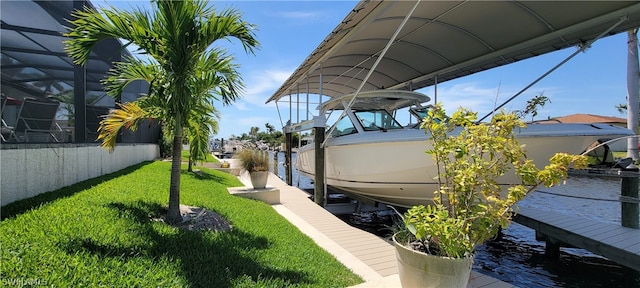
[320,90,431,113]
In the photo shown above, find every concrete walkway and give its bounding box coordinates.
[217,158,515,287]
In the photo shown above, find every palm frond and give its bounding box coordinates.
[201,7,259,54]
[185,99,220,163]
[187,118,210,164]
[102,57,162,98]
[97,102,150,151]
[195,49,244,105]
[64,6,154,65]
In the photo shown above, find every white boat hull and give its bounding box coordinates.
[296,124,634,207]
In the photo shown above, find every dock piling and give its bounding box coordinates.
[621,173,639,229]
[314,125,325,206]
[272,151,278,177]
[285,132,292,186]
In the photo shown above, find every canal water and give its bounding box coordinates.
[270,151,640,287]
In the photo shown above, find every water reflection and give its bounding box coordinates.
[522,176,623,224]
[271,151,313,189]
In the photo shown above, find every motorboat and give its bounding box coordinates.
[295,90,636,207]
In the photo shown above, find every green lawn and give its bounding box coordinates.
[1,161,362,287]
[181,149,217,163]
[614,151,629,159]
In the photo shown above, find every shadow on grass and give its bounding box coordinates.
[1,161,155,220]
[169,164,233,183]
[62,201,310,287]
[189,169,229,182]
[181,167,241,188]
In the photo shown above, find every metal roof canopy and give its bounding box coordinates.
[1,0,125,98]
[267,1,640,107]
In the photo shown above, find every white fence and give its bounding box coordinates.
[1,144,159,206]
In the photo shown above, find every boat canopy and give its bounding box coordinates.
[267,1,640,103]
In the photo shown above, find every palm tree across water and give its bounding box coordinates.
[64,0,259,223]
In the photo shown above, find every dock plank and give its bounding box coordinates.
[343,241,392,252]
[607,229,640,247]
[583,223,627,238]
[625,242,640,253]
[469,271,517,288]
[570,221,611,235]
[561,217,604,231]
[354,249,396,262]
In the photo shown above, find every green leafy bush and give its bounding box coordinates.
[400,104,587,259]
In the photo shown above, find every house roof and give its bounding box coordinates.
[534,113,627,124]
[267,1,640,104]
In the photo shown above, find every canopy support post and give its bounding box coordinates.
[627,29,639,161]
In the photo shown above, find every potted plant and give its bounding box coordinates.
[235,149,271,189]
[393,104,587,287]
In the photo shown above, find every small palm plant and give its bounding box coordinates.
[398,103,588,259]
[236,149,270,189]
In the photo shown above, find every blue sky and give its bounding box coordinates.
[94,1,634,140]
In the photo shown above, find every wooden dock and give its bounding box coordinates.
[233,170,515,287]
[513,206,640,271]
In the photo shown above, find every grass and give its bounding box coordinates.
[181,149,217,163]
[613,151,628,159]
[1,161,363,287]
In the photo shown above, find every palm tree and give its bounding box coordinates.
[249,126,259,139]
[64,0,258,223]
[265,123,275,134]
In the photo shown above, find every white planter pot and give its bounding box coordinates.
[393,234,474,288]
[250,171,269,189]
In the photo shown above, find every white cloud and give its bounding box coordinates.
[238,116,271,127]
[217,113,282,139]
[234,101,249,111]
[421,82,503,113]
[279,11,321,20]
[420,81,561,116]
[241,69,293,106]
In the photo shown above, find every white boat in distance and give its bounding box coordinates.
[295,90,636,208]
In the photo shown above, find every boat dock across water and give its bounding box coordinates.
[514,168,640,272]
[514,206,640,271]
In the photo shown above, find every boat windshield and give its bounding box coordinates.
[409,105,433,122]
[354,110,403,131]
[330,115,358,137]
[407,105,445,128]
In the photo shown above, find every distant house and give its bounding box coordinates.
[533,114,629,151]
[532,113,627,127]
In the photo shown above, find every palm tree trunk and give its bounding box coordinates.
[188,157,194,172]
[166,125,184,224]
